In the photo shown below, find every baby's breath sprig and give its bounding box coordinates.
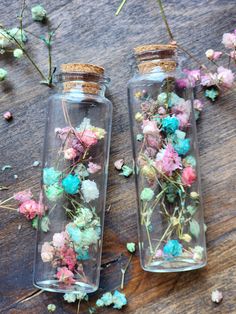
[0,1,60,87]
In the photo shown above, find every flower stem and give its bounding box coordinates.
[120,254,133,290]
[115,0,127,16]
[156,0,174,41]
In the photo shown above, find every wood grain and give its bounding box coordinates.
[1,0,236,313]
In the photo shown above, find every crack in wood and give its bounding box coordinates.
[101,254,123,269]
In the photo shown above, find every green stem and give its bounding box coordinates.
[115,0,127,16]
[156,0,174,41]
[120,254,133,289]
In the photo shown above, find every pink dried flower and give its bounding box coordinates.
[205,49,222,61]
[172,100,191,128]
[230,50,236,61]
[200,72,218,87]
[77,130,98,147]
[181,166,197,186]
[155,249,163,258]
[60,246,77,271]
[114,159,124,170]
[53,232,67,248]
[56,267,75,285]
[142,120,159,135]
[14,189,33,203]
[193,99,204,111]
[146,134,162,149]
[64,148,77,160]
[18,199,40,220]
[158,107,166,115]
[3,111,12,121]
[217,66,234,88]
[87,162,102,174]
[41,242,55,262]
[155,144,182,176]
[183,69,201,87]
[176,78,189,89]
[222,32,236,49]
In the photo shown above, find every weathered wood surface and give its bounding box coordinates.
[1,0,236,313]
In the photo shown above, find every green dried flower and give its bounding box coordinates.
[13,48,23,59]
[140,187,154,201]
[8,28,27,43]
[0,68,7,81]
[126,242,136,253]
[47,304,56,312]
[119,165,133,177]
[31,5,47,22]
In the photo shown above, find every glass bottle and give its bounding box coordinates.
[33,63,112,293]
[128,44,207,272]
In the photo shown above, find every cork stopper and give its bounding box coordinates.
[63,81,101,94]
[138,60,177,74]
[61,63,104,75]
[134,44,177,55]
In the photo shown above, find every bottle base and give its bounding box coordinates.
[142,258,207,273]
[33,279,98,294]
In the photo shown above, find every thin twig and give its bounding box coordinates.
[115,0,127,16]
[120,254,133,290]
[156,0,174,40]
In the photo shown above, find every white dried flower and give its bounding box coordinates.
[81,180,99,203]
[211,289,223,304]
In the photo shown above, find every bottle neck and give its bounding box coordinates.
[134,46,177,74]
[57,72,109,97]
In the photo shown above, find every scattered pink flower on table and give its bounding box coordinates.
[193,99,204,111]
[52,232,67,248]
[142,120,159,135]
[181,166,197,186]
[14,189,33,203]
[176,78,189,89]
[222,32,236,49]
[56,267,75,285]
[183,69,201,87]
[217,66,234,88]
[3,111,12,121]
[205,49,222,61]
[77,130,98,147]
[114,159,124,170]
[18,199,40,220]
[87,162,101,174]
[60,246,77,271]
[230,50,236,61]
[64,148,77,160]
[41,242,55,262]
[155,144,182,176]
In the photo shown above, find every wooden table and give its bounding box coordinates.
[1,0,236,313]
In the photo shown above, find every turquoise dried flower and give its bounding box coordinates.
[45,183,63,202]
[75,247,90,260]
[140,187,154,201]
[162,116,179,133]
[205,88,219,101]
[13,48,23,59]
[63,293,77,303]
[43,167,61,185]
[0,68,7,81]
[163,239,183,257]
[126,242,136,253]
[101,292,113,306]
[31,5,47,22]
[119,165,133,177]
[62,174,80,195]
[183,155,196,167]
[96,299,104,307]
[173,138,190,156]
[112,290,127,309]
[66,223,82,244]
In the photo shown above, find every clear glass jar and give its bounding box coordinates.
[128,44,207,272]
[33,63,112,293]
